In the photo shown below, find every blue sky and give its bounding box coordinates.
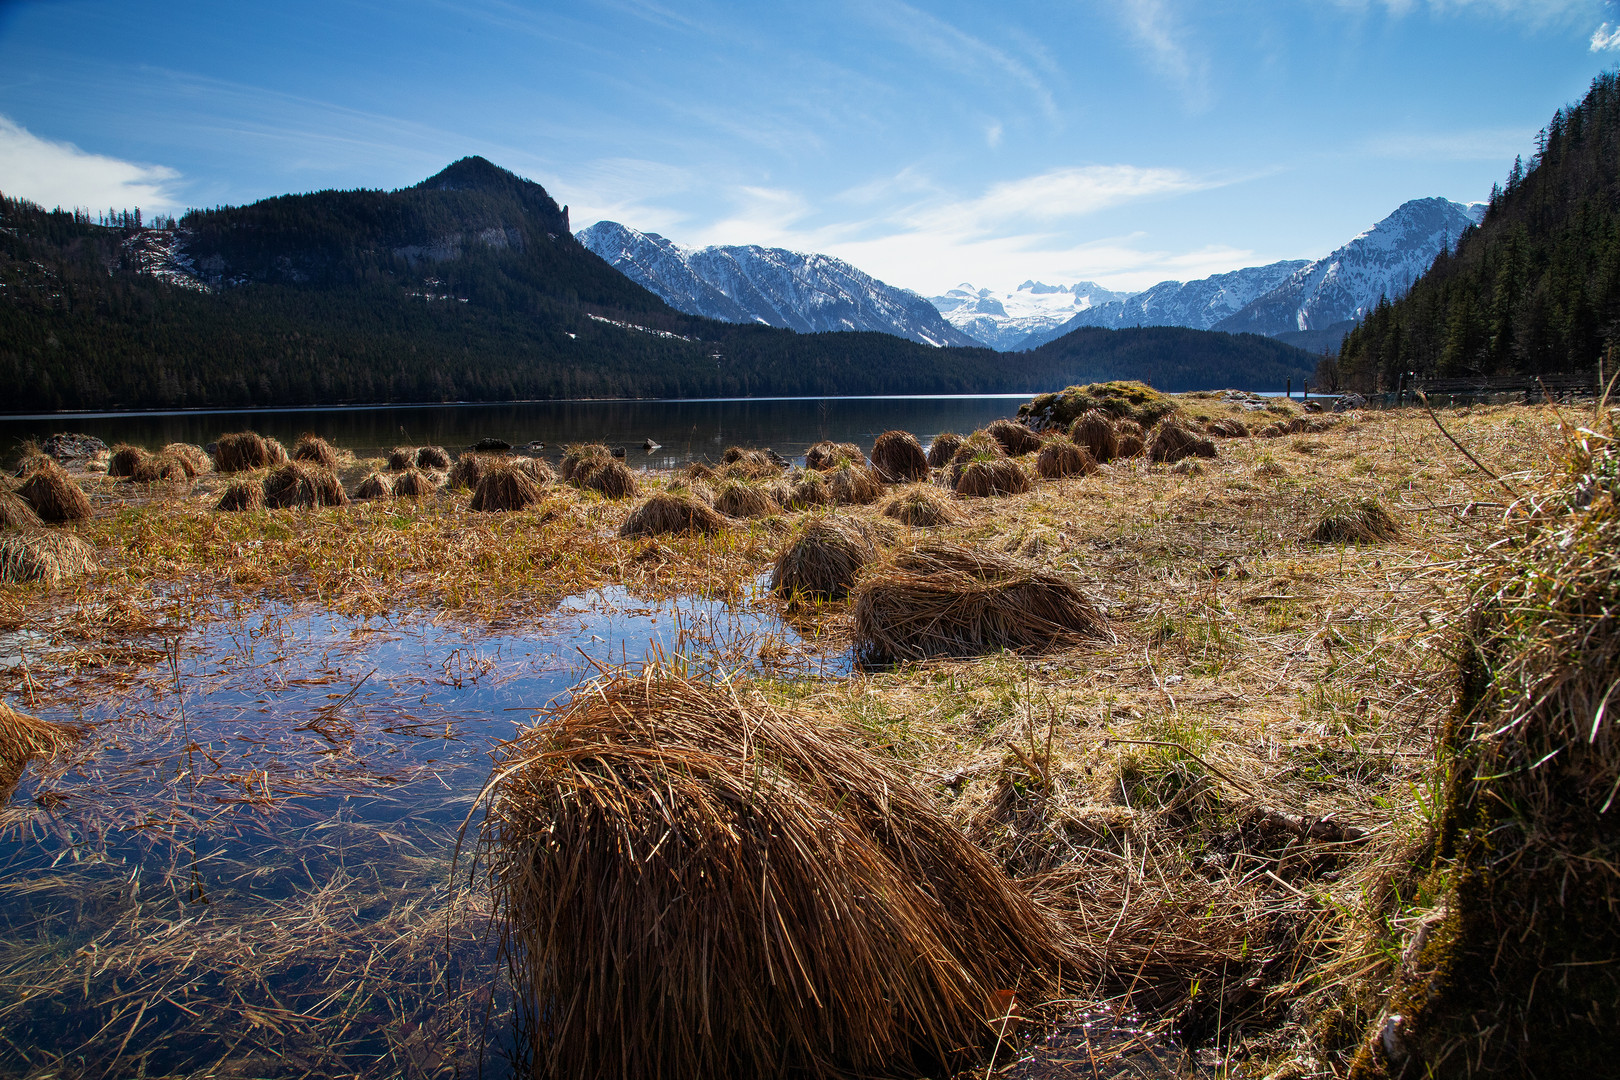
[0,0,1609,295]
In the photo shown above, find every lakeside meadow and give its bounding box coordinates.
[0,383,1608,1078]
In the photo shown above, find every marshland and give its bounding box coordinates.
[0,383,1601,1078]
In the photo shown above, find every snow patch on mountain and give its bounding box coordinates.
[928,280,1134,351]
[577,221,980,348]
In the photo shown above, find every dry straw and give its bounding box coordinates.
[880,484,963,527]
[1035,435,1096,479]
[782,468,831,510]
[477,667,1071,1080]
[292,433,339,469]
[986,417,1043,456]
[1309,496,1400,544]
[514,457,557,485]
[0,699,80,765]
[852,540,1106,663]
[1068,410,1119,464]
[721,448,783,479]
[214,432,275,472]
[107,444,145,478]
[0,530,96,585]
[263,462,348,509]
[619,492,728,537]
[163,443,211,476]
[0,487,43,531]
[416,445,452,471]
[559,443,612,482]
[771,515,878,601]
[953,458,1030,498]
[714,479,779,519]
[573,458,638,499]
[391,467,438,498]
[1113,417,1146,442]
[870,430,930,483]
[17,460,92,523]
[447,452,501,490]
[1114,431,1146,459]
[387,446,417,471]
[1148,420,1217,464]
[926,432,964,468]
[471,464,545,513]
[129,454,188,483]
[215,480,265,512]
[265,436,289,465]
[354,472,394,500]
[1205,418,1251,438]
[805,440,865,470]
[826,462,884,505]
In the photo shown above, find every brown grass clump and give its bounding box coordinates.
[17,460,92,523]
[805,440,865,470]
[513,457,557,485]
[265,436,289,465]
[0,700,80,766]
[665,476,713,505]
[1068,410,1119,464]
[446,452,501,490]
[471,464,545,513]
[781,468,831,510]
[215,480,265,512]
[1148,420,1217,464]
[770,515,878,601]
[391,467,438,498]
[852,540,1107,663]
[1258,421,1289,438]
[869,430,929,483]
[721,447,782,475]
[826,462,884,505]
[480,668,1071,1080]
[0,487,43,531]
[1113,417,1146,442]
[1205,418,1250,438]
[214,431,275,472]
[107,444,145,478]
[926,431,963,468]
[682,461,719,483]
[0,530,96,585]
[387,446,417,471]
[161,443,211,476]
[354,472,394,500]
[986,417,1043,456]
[879,484,963,527]
[1309,496,1400,544]
[714,479,779,519]
[263,462,348,509]
[416,445,451,471]
[573,458,638,499]
[559,443,612,482]
[619,492,728,538]
[1114,432,1146,459]
[291,433,339,469]
[129,454,188,483]
[954,458,1030,498]
[1035,435,1096,479]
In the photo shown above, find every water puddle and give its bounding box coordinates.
[0,586,843,1077]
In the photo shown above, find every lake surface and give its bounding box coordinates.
[0,394,1038,469]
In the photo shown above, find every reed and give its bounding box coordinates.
[619,492,728,537]
[986,417,1043,456]
[0,530,96,584]
[292,433,339,469]
[926,432,963,469]
[263,462,349,509]
[770,515,878,601]
[470,464,545,513]
[0,700,80,765]
[17,459,92,523]
[478,667,1072,1080]
[1035,435,1096,479]
[879,484,963,527]
[852,540,1106,663]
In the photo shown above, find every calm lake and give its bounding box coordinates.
[0,394,1039,469]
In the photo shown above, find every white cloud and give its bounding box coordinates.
[986,122,1004,148]
[1110,0,1210,107]
[860,0,1058,118]
[0,116,181,213]
[1593,20,1620,47]
[921,165,1214,236]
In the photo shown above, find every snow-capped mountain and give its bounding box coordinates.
[1016,261,1308,350]
[1212,198,1484,337]
[928,280,1134,351]
[577,221,980,348]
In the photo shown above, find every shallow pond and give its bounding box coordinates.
[0,585,840,1077]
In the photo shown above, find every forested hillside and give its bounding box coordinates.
[1023,325,1315,393]
[1337,72,1620,390]
[0,158,1314,411]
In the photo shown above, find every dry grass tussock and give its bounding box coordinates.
[771,515,878,601]
[852,540,1106,663]
[781,467,830,510]
[1206,417,1251,438]
[880,484,962,527]
[470,463,545,512]
[805,440,865,470]
[986,417,1043,456]
[870,429,929,483]
[387,445,417,470]
[213,431,278,472]
[559,443,611,482]
[714,478,779,519]
[1148,420,1217,463]
[926,431,963,468]
[129,453,189,484]
[214,479,264,512]
[0,699,80,764]
[162,443,211,477]
[446,451,501,490]
[17,459,92,523]
[107,445,144,479]
[619,492,728,537]
[1068,410,1119,464]
[353,472,393,500]
[477,666,1073,1080]
[263,462,348,509]
[291,433,339,469]
[825,461,884,504]
[1310,496,1401,544]
[573,457,638,499]
[954,457,1030,498]
[390,467,438,498]
[1036,435,1096,479]
[416,444,451,471]
[0,487,43,531]
[0,530,96,584]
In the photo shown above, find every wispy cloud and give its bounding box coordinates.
[859,0,1058,119]
[920,165,1215,236]
[1328,0,1603,22]
[1593,20,1620,47]
[1109,0,1210,108]
[0,116,181,212]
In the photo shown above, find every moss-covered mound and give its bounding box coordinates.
[1350,435,1620,1078]
[1017,380,1178,431]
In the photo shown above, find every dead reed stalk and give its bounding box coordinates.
[771,515,878,601]
[0,487,43,530]
[0,700,80,765]
[879,484,963,527]
[870,430,930,483]
[926,432,964,468]
[17,460,92,523]
[619,492,728,537]
[263,462,348,509]
[0,530,96,584]
[478,667,1072,1080]
[1035,436,1096,479]
[986,418,1043,456]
